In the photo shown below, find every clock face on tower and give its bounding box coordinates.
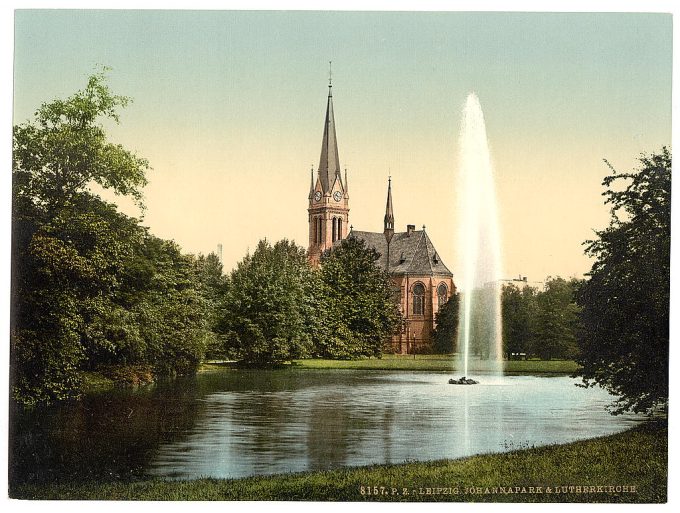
[314,191,322,202]
[333,191,342,202]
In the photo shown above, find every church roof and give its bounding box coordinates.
[317,85,343,194]
[349,229,453,277]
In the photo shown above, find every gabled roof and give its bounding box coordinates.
[349,229,453,277]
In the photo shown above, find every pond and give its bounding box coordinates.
[9,368,644,485]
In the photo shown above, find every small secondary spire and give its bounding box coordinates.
[384,176,395,244]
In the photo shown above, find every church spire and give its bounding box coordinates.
[308,166,315,199]
[317,63,341,193]
[307,64,349,268]
[384,176,395,244]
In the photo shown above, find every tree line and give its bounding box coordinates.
[11,72,670,416]
[215,237,401,365]
[433,276,581,360]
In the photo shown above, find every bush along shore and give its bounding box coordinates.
[12,421,666,502]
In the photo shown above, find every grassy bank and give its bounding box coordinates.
[12,422,666,502]
[290,355,579,374]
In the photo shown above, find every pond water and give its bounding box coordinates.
[10,368,644,485]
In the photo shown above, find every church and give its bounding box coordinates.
[307,80,456,354]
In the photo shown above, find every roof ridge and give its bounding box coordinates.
[423,231,435,274]
[406,231,426,272]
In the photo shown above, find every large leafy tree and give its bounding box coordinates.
[128,236,210,375]
[576,148,671,415]
[220,239,316,364]
[13,69,148,214]
[11,71,150,404]
[11,70,210,405]
[317,237,401,358]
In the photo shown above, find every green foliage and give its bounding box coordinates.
[11,71,211,405]
[194,252,229,360]
[576,148,671,415]
[218,237,400,363]
[432,293,460,354]
[129,236,210,375]
[219,240,316,364]
[317,237,401,358]
[502,284,536,357]
[528,278,581,360]
[13,68,148,212]
[499,278,581,360]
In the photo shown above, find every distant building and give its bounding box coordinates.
[306,80,455,354]
[496,275,544,291]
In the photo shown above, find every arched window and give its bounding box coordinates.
[337,218,343,240]
[437,283,448,311]
[313,217,318,244]
[332,217,338,242]
[412,283,425,316]
[317,217,322,244]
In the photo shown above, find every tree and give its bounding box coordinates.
[502,284,536,357]
[194,252,229,360]
[13,68,148,215]
[219,240,316,364]
[11,70,150,405]
[317,237,401,358]
[528,277,580,360]
[576,148,671,415]
[129,236,210,375]
[433,293,460,354]
[11,70,211,405]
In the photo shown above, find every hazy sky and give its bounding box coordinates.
[13,10,672,282]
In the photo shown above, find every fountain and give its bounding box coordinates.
[450,93,504,384]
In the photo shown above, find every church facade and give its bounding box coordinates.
[307,82,456,354]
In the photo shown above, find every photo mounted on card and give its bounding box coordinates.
[8,8,670,503]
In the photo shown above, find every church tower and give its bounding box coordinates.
[308,74,349,266]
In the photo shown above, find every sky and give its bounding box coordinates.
[11,9,673,283]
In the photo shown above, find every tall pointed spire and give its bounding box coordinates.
[384,176,395,244]
[317,62,341,193]
[308,166,315,199]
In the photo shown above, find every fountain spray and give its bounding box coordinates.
[456,93,504,379]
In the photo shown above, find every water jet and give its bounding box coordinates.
[455,93,504,381]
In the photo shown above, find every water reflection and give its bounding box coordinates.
[10,369,643,485]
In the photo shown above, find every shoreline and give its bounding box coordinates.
[11,421,666,502]
[206,356,580,374]
[79,357,580,394]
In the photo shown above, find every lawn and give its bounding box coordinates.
[290,355,579,374]
[12,422,666,502]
